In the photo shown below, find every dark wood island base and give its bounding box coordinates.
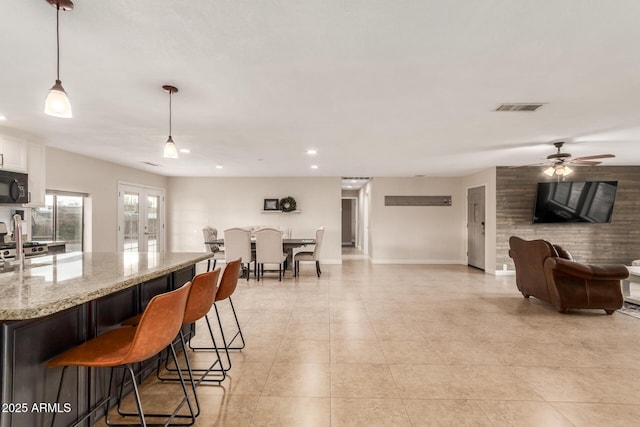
[0,252,211,427]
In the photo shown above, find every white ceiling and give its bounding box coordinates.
[2,0,640,178]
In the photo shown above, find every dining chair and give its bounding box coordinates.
[47,281,194,427]
[203,227,225,271]
[278,226,292,239]
[255,227,288,281]
[294,226,325,277]
[224,227,255,280]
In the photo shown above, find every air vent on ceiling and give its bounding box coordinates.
[142,161,160,167]
[495,103,544,112]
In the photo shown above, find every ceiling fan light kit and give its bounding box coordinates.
[162,85,179,159]
[541,141,613,178]
[44,0,74,118]
[544,164,573,177]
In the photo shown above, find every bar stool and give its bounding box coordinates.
[189,258,245,373]
[122,268,226,404]
[48,281,194,427]
[161,268,227,385]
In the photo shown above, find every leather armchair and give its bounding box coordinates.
[508,236,628,314]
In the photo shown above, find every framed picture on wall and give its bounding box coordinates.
[263,199,279,211]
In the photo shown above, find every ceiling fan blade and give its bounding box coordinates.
[571,160,602,166]
[573,154,615,161]
[508,162,547,168]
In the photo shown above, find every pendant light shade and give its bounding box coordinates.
[163,136,178,159]
[163,85,179,158]
[44,0,74,118]
[44,80,72,118]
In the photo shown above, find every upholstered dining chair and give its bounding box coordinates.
[48,282,194,427]
[294,226,324,277]
[224,227,255,280]
[255,227,288,281]
[202,227,225,271]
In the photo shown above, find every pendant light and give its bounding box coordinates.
[44,0,74,118]
[163,85,179,158]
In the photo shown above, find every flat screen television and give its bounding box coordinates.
[533,181,618,224]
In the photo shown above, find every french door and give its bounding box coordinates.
[117,183,165,253]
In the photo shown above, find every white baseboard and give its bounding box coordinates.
[371,259,466,265]
[319,259,342,265]
[494,270,516,276]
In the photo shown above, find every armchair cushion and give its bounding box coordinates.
[552,245,573,261]
[545,257,629,281]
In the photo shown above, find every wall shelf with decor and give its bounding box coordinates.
[260,210,302,214]
[261,196,299,214]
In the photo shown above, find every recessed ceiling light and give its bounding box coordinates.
[216,165,223,169]
[307,149,317,155]
[0,115,7,121]
[311,165,318,169]
[179,148,190,154]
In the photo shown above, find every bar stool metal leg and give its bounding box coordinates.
[111,342,197,426]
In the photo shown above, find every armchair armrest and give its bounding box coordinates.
[544,257,629,281]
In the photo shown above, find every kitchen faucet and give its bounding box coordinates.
[12,214,23,265]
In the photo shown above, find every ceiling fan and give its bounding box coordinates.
[542,142,614,177]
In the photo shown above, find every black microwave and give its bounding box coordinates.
[0,170,28,204]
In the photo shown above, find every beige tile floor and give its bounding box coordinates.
[97,258,640,426]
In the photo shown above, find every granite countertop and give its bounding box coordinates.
[0,252,213,321]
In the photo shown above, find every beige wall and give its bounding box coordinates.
[45,147,168,252]
[166,176,342,263]
[368,177,466,263]
[38,147,504,270]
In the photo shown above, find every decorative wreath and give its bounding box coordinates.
[279,196,297,212]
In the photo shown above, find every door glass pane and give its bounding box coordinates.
[124,192,139,253]
[146,195,159,253]
[31,194,54,241]
[55,196,83,252]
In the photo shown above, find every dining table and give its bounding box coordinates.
[205,238,316,271]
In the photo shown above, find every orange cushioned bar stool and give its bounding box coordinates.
[47,281,194,427]
[189,258,245,374]
[123,268,227,393]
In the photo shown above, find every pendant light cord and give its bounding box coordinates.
[169,91,172,137]
[56,3,60,81]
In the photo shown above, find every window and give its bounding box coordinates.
[32,192,85,252]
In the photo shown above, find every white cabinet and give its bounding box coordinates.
[0,136,27,172]
[26,143,46,206]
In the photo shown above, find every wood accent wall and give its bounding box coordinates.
[496,166,640,269]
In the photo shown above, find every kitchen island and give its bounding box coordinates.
[0,251,212,427]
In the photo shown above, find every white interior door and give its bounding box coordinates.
[118,183,165,252]
[467,186,486,270]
